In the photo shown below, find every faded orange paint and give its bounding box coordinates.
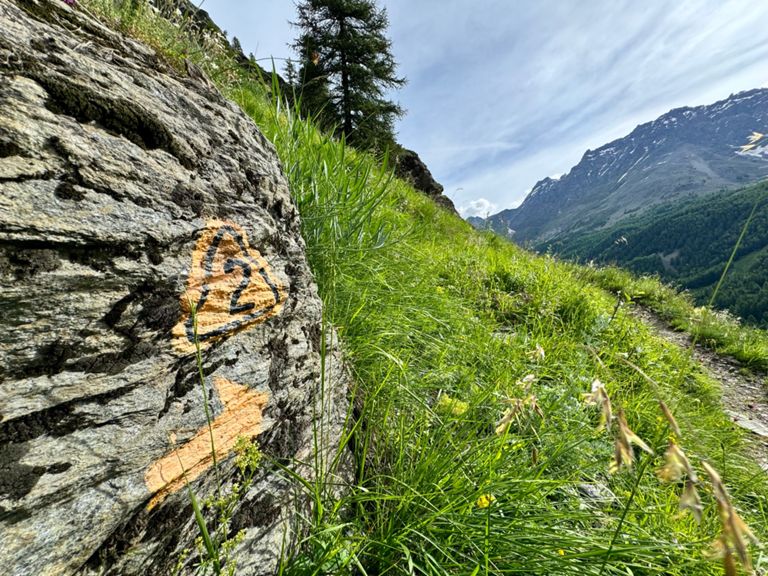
[145,378,269,509]
[172,220,286,355]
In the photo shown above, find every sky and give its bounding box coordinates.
[204,1,768,217]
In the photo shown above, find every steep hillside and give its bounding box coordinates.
[4,2,768,576]
[551,180,768,325]
[475,89,768,243]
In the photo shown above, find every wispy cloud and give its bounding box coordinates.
[207,0,768,214]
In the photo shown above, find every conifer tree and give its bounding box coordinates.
[291,0,405,150]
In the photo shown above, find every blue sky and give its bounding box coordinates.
[205,1,768,217]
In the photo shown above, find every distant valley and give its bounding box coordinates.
[557,179,768,325]
[471,89,768,325]
[471,88,768,244]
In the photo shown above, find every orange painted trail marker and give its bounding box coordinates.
[172,220,286,354]
[145,378,269,509]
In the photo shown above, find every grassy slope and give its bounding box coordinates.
[231,86,768,575]
[547,181,768,326]
[77,3,768,574]
[580,265,768,372]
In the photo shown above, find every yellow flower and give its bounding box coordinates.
[557,549,565,556]
[476,493,496,509]
[435,393,468,417]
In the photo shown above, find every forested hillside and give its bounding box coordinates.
[550,181,768,325]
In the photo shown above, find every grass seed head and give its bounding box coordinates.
[658,400,683,440]
[584,379,613,432]
[679,480,703,524]
[611,409,653,472]
[657,442,695,483]
[702,461,759,573]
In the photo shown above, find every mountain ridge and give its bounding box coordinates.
[473,88,768,243]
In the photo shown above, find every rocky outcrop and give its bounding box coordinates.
[0,1,348,575]
[395,148,457,214]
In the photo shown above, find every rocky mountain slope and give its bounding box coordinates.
[473,89,768,243]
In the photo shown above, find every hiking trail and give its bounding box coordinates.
[633,307,768,472]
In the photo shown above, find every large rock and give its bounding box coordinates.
[394,148,457,214]
[0,1,348,574]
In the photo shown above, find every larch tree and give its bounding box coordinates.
[291,0,405,151]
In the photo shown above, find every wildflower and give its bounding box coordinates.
[62,0,75,5]
[702,461,759,573]
[557,549,565,556]
[583,379,612,431]
[610,410,653,473]
[435,393,468,417]
[476,493,495,509]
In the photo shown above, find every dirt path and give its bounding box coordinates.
[632,307,768,471]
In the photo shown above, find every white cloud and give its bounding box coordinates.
[459,198,498,218]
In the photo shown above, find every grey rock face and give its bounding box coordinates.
[395,148,457,215]
[0,1,348,574]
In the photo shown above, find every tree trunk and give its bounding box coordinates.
[339,17,352,136]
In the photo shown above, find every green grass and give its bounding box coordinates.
[75,2,768,574]
[579,265,768,371]
[548,179,768,328]
[232,85,768,574]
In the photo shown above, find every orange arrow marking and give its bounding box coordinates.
[172,220,286,355]
[145,378,269,509]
